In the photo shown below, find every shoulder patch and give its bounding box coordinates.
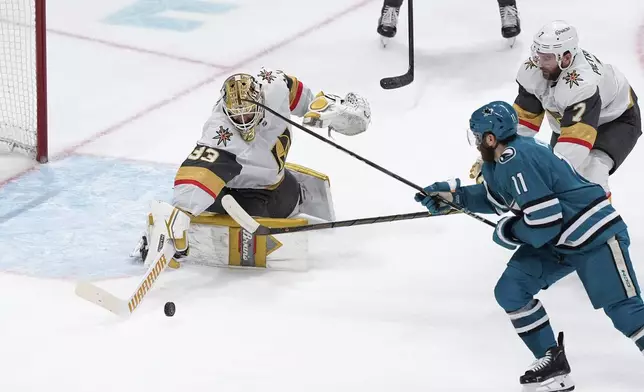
[516,60,547,95]
[524,58,538,70]
[214,126,233,147]
[563,70,583,88]
[258,68,277,83]
[498,147,516,164]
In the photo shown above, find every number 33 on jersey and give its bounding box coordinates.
[174,68,311,199]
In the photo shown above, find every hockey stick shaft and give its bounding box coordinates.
[265,210,457,235]
[222,195,459,236]
[245,99,496,228]
[408,0,414,70]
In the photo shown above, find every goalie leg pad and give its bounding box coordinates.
[286,162,336,222]
[188,214,310,270]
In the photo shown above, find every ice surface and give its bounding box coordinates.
[0,0,643,390]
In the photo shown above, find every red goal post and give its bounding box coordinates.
[0,0,48,163]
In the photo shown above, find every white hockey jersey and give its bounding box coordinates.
[513,49,635,169]
[174,68,314,199]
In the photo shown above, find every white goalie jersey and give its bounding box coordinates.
[173,68,315,206]
[171,67,370,217]
[133,68,371,271]
[194,68,313,190]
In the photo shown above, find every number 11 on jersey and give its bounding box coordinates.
[512,173,528,194]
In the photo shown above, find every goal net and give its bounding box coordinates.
[0,0,47,163]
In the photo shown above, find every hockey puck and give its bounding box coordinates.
[164,301,175,317]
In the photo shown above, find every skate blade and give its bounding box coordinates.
[380,36,390,48]
[507,37,517,48]
[522,374,575,392]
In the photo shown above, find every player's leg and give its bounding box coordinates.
[206,170,300,219]
[494,246,576,390]
[497,0,520,40]
[133,145,232,266]
[130,184,198,267]
[377,0,403,40]
[495,246,574,357]
[263,169,302,218]
[584,89,642,196]
[284,163,335,222]
[207,187,270,217]
[573,230,644,355]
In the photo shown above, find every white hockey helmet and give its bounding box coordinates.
[531,20,579,69]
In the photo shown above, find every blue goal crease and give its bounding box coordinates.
[0,155,177,280]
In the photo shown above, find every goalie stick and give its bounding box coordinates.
[75,240,175,316]
[380,0,414,89]
[222,194,459,235]
[244,98,496,228]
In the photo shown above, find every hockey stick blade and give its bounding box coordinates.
[380,0,414,90]
[75,242,175,317]
[380,71,414,89]
[75,281,129,316]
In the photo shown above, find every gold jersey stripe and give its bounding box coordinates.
[174,167,226,198]
[514,103,545,132]
[288,76,303,110]
[558,122,598,150]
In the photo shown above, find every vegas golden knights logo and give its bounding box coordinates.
[271,128,291,173]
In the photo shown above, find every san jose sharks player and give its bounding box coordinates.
[414,101,644,391]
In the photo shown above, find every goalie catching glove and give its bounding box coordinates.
[303,92,371,136]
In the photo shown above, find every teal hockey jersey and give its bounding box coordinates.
[460,136,625,253]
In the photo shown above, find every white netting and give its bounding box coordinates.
[0,0,38,157]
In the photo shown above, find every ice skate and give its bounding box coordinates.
[377,5,400,47]
[131,233,183,269]
[520,332,575,392]
[499,3,520,47]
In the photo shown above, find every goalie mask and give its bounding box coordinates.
[221,73,265,141]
